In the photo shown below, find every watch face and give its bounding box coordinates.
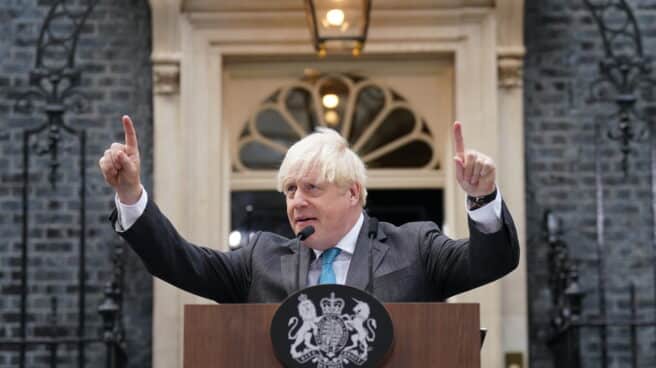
[468,190,497,209]
[271,284,394,368]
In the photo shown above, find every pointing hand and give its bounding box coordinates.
[98,115,142,204]
[452,121,496,197]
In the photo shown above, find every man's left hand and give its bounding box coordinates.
[452,121,496,197]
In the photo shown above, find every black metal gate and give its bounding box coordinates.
[547,1,656,367]
[0,1,126,367]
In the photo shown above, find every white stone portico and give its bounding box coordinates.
[148,1,526,367]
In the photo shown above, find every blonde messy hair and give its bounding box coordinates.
[277,128,368,206]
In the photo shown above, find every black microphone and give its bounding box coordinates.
[295,226,315,291]
[297,226,315,241]
[366,218,378,295]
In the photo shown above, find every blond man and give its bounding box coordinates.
[99,116,518,302]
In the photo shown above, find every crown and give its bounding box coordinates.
[320,292,345,315]
[298,294,308,302]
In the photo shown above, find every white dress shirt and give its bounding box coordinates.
[114,186,504,286]
[307,213,364,286]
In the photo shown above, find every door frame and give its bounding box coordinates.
[148,2,526,367]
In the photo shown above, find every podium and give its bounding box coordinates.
[184,303,480,367]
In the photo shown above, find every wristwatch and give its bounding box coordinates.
[467,189,497,210]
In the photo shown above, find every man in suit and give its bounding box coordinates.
[99,116,519,303]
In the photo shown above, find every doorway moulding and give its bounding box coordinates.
[148,2,526,367]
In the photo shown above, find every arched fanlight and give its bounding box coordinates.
[304,0,371,57]
[234,73,440,172]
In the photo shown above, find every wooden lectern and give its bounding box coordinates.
[184,303,480,367]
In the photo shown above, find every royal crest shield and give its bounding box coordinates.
[271,285,393,368]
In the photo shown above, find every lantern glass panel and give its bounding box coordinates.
[312,0,366,40]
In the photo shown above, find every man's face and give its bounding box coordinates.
[284,169,361,250]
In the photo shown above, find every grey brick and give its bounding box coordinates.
[0,0,152,367]
[526,0,656,367]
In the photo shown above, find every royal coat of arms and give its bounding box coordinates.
[287,292,378,368]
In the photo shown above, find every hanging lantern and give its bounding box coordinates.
[304,0,371,57]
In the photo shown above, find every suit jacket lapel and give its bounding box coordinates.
[281,239,312,295]
[345,215,389,291]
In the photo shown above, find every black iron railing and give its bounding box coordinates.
[547,1,656,367]
[0,1,126,367]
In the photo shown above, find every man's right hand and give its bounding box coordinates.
[98,115,142,205]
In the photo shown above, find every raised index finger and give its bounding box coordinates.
[122,115,138,150]
[452,121,465,157]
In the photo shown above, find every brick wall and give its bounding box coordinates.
[525,0,656,367]
[0,0,153,367]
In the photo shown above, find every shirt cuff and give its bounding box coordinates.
[466,189,502,233]
[114,185,148,232]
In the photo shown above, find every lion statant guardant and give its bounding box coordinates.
[288,295,320,358]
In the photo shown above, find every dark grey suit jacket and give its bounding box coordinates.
[114,199,519,303]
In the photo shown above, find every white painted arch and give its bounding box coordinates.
[147,1,526,367]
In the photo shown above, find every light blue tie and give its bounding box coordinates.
[318,248,341,285]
